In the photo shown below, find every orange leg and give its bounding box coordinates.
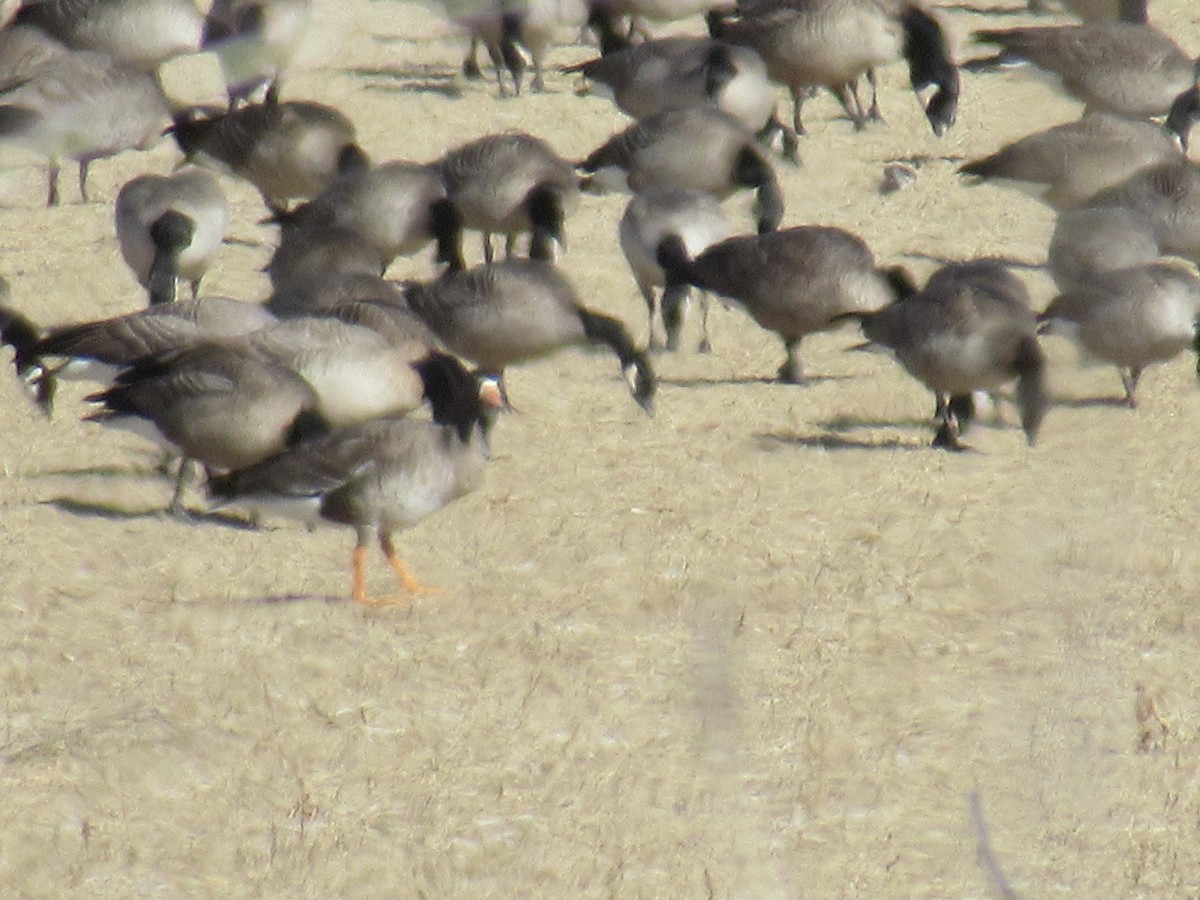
[350,545,406,607]
[382,534,440,597]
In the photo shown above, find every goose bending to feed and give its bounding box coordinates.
[972,24,1200,131]
[1083,160,1200,266]
[202,0,311,105]
[170,99,366,213]
[405,259,656,413]
[851,260,1046,450]
[958,112,1186,211]
[1038,262,1200,407]
[1047,205,1161,291]
[656,225,895,382]
[12,0,203,71]
[619,187,731,351]
[0,50,170,205]
[436,132,579,263]
[115,167,230,305]
[581,106,783,234]
[210,353,503,605]
[708,0,960,136]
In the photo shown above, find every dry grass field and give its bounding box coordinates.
[2,0,1200,896]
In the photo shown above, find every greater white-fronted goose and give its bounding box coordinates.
[209,353,502,605]
[202,0,311,105]
[170,99,366,213]
[709,0,960,136]
[1039,262,1200,407]
[959,112,1186,211]
[404,258,656,413]
[580,106,783,234]
[115,167,231,305]
[12,0,203,71]
[619,187,731,351]
[656,225,895,382]
[0,49,170,205]
[436,131,579,263]
[853,260,1047,449]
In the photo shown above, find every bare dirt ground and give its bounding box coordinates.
[2,1,1200,896]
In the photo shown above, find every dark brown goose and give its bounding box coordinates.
[657,225,895,382]
[209,353,502,605]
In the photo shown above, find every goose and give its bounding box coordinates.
[404,258,656,413]
[274,161,459,272]
[202,0,311,105]
[708,0,960,136]
[115,167,230,305]
[958,112,1186,211]
[972,24,1200,133]
[209,353,502,604]
[580,106,784,234]
[1060,0,1148,22]
[1047,204,1162,291]
[12,0,203,72]
[0,22,70,84]
[618,187,731,351]
[656,225,895,382]
[436,131,579,264]
[0,277,55,411]
[1038,262,1200,407]
[0,49,170,205]
[1083,160,1200,265]
[852,260,1046,449]
[468,0,589,94]
[170,99,366,214]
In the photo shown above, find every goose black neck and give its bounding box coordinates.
[900,6,959,136]
[415,351,488,442]
[578,308,657,412]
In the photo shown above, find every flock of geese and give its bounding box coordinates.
[0,0,1197,602]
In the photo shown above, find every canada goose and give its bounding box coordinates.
[656,225,895,382]
[1038,262,1200,407]
[265,223,388,298]
[709,0,960,136]
[618,187,731,350]
[1083,160,1200,265]
[469,0,589,93]
[115,167,230,305]
[275,161,460,271]
[958,112,1185,212]
[436,132,579,263]
[853,260,1046,449]
[0,22,70,84]
[1047,204,1162,291]
[1061,0,1148,22]
[0,49,170,205]
[404,258,656,413]
[209,353,502,604]
[580,106,784,234]
[13,0,203,72]
[0,278,55,411]
[202,0,311,105]
[973,24,1200,136]
[170,99,366,214]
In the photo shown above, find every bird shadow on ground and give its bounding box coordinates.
[26,464,161,480]
[346,65,465,98]
[43,497,258,531]
[1049,394,1133,410]
[818,414,936,432]
[662,374,850,389]
[937,2,1032,14]
[755,431,924,452]
[900,251,1046,270]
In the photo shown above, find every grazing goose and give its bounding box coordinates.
[958,112,1186,211]
[709,0,960,136]
[0,50,170,205]
[1083,160,1200,265]
[619,187,731,351]
[852,260,1046,450]
[1047,205,1161,291]
[170,99,366,214]
[581,106,783,234]
[265,224,388,296]
[209,353,502,605]
[12,0,203,71]
[405,259,656,413]
[656,225,895,382]
[973,24,1200,130]
[115,167,230,305]
[275,161,459,272]
[202,0,311,105]
[436,132,579,263]
[0,277,55,411]
[1039,262,1200,407]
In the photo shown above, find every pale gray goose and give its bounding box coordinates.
[1047,205,1161,291]
[0,49,170,205]
[457,0,589,94]
[618,187,731,351]
[0,22,70,84]
[436,132,579,264]
[656,225,895,382]
[404,258,656,413]
[708,0,960,136]
[1039,262,1200,407]
[209,353,502,605]
[580,106,783,234]
[852,260,1046,450]
[115,167,230,305]
[202,0,311,105]
[958,112,1186,211]
[1083,160,1200,265]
